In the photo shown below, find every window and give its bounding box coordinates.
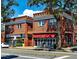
[65,19,73,31]
[21,34,25,38]
[16,24,22,29]
[49,18,57,25]
[38,20,45,26]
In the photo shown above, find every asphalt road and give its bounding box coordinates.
[1,48,77,59]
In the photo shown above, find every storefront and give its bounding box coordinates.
[6,34,25,47]
[33,33,58,48]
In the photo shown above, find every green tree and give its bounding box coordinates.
[1,0,19,47]
[27,0,77,48]
[1,0,19,22]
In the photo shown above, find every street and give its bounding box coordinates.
[1,48,77,59]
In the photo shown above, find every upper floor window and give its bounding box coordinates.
[48,18,57,25]
[16,24,22,29]
[38,20,45,26]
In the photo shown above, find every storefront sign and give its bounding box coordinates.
[33,34,56,38]
[15,34,21,37]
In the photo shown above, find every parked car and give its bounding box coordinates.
[1,43,9,48]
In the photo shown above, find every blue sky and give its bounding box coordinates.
[11,0,45,18]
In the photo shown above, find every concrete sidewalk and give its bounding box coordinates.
[13,46,35,50]
[62,46,77,52]
[10,46,77,52]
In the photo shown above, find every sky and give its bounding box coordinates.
[11,0,46,18]
[4,0,76,18]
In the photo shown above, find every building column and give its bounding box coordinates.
[24,34,28,46]
[24,38,28,46]
[32,38,35,47]
[24,23,28,47]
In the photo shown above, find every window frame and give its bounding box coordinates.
[48,18,57,25]
[38,20,45,27]
[16,24,22,29]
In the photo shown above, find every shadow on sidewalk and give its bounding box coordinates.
[1,55,18,59]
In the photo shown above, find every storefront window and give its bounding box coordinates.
[37,40,40,47]
[16,38,24,47]
[34,38,57,48]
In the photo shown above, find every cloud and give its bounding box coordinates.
[18,9,42,17]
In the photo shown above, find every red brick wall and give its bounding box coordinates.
[33,20,48,33]
[9,16,33,46]
[13,23,27,34]
[1,32,5,43]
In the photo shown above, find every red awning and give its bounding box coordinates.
[33,34,56,38]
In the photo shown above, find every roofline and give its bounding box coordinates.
[10,15,33,20]
[33,10,50,17]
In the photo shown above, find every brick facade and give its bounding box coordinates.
[1,10,77,48]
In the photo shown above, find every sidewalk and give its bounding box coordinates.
[11,46,69,52]
[10,46,77,52]
[13,46,35,50]
[8,46,77,57]
[62,46,77,52]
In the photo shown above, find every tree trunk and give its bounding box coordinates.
[72,24,75,46]
[48,0,63,49]
[49,0,53,14]
[72,13,76,46]
[57,18,62,49]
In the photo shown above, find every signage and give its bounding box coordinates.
[33,34,56,38]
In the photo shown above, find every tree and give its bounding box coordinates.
[1,0,19,47]
[64,0,77,46]
[1,0,19,22]
[27,0,77,48]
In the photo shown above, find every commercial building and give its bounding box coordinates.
[33,10,77,48]
[1,10,77,48]
[3,16,33,47]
